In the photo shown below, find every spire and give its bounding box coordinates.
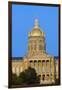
[34,19,39,28]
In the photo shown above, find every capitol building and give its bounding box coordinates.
[12,19,59,84]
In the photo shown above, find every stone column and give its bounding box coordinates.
[46,60,50,81]
[40,61,42,82]
[50,57,55,83]
[49,60,51,81]
[45,60,46,81]
[38,61,41,75]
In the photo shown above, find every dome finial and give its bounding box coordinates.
[34,18,39,28]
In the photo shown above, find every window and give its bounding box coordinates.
[42,74,45,81]
[46,74,49,80]
[30,60,33,63]
[30,60,33,67]
[46,60,49,62]
[42,60,45,64]
[46,60,49,72]
[38,60,41,62]
[34,60,37,63]
[46,60,49,65]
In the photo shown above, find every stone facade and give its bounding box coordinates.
[12,19,59,84]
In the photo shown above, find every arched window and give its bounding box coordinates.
[30,60,33,67]
[38,60,41,66]
[46,60,49,65]
[42,60,45,64]
[38,60,41,62]
[30,60,33,63]
[34,60,37,63]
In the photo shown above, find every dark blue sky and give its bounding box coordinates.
[12,4,59,57]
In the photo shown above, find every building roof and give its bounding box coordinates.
[12,57,23,61]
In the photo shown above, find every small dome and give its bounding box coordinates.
[31,28,42,36]
[28,19,45,37]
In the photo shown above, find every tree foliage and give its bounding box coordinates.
[12,67,40,85]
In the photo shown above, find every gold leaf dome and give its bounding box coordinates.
[31,28,42,36]
[28,19,44,37]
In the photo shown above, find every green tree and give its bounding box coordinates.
[12,73,17,85]
[12,73,20,85]
[12,67,40,85]
[19,67,40,84]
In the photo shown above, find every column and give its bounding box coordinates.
[38,60,41,74]
[50,57,55,83]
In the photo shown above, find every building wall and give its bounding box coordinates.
[12,58,30,76]
[12,57,58,84]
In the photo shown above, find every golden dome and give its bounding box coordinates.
[28,19,44,37]
[31,28,42,36]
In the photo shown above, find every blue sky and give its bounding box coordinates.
[12,4,59,57]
